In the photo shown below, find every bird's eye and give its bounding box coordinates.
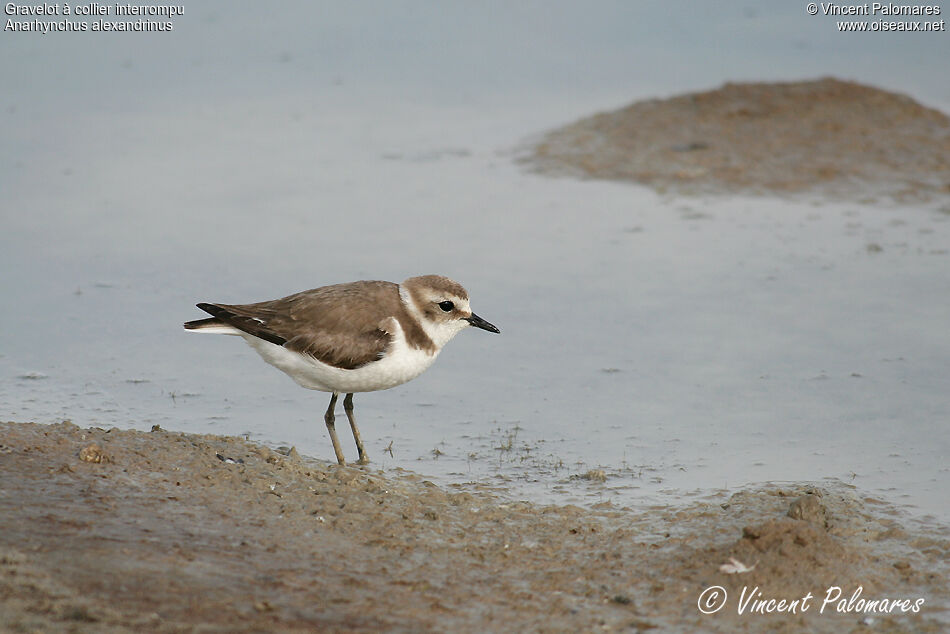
[438,300,454,312]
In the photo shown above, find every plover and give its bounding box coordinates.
[183,275,499,465]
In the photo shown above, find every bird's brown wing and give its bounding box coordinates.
[197,281,402,370]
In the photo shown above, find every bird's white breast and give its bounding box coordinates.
[240,319,440,394]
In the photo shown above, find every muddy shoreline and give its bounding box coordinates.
[1,421,947,632]
[523,77,950,203]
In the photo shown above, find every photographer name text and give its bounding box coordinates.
[698,584,925,616]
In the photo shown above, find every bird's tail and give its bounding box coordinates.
[183,317,242,335]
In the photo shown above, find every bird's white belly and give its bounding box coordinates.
[240,332,439,394]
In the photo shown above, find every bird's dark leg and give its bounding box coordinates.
[343,393,368,465]
[323,392,346,465]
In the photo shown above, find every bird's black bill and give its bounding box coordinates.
[466,313,500,333]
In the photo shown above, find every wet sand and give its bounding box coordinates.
[1,421,947,632]
[524,78,950,203]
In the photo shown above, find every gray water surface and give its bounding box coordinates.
[2,2,948,522]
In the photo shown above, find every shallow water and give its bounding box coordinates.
[2,2,949,522]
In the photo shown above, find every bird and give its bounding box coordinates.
[183,275,499,465]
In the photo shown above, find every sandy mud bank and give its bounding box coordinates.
[525,78,950,203]
[1,421,947,632]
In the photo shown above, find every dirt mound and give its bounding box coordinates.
[525,78,950,202]
[1,421,947,632]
